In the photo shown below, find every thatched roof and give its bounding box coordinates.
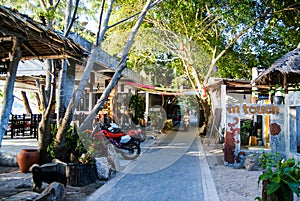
[0,6,89,63]
[252,44,300,87]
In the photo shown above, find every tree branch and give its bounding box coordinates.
[64,0,80,37]
[108,0,163,30]
[78,0,156,133]
[96,0,106,46]
[97,0,115,46]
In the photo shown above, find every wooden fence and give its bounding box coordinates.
[6,114,42,138]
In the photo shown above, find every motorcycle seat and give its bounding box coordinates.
[105,132,127,138]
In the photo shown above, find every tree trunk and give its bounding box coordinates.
[34,92,41,112]
[54,59,76,161]
[21,91,32,115]
[38,112,52,164]
[53,0,161,161]
[37,60,56,164]
[57,59,75,126]
[78,0,153,134]
[0,37,22,147]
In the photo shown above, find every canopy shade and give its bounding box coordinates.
[0,6,88,63]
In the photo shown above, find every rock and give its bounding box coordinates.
[94,144,120,180]
[106,144,120,172]
[2,191,40,201]
[244,154,260,171]
[95,157,110,180]
[35,182,65,201]
[0,151,18,167]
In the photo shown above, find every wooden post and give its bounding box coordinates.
[284,74,287,95]
[11,114,14,138]
[22,114,25,137]
[21,91,32,115]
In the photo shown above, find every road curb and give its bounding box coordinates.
[197,136,220,201]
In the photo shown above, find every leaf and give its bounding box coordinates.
[271,174,281,184]
[286,182,300,195]
[258,172,272,182]
[266,182,280,195]
[254,196,262,201]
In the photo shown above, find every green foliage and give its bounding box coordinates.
[4,0,98,43]
[258,151,283,170]
[65,126,87,161]
[270,84,284,95]
[256,158,300,201]
[47,125,88,163]
[78,147,95,164]
[129,95,145,125]
[240,119,252,136]
[46,123,58,159]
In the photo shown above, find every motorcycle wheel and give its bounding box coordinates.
[121,141,141,160]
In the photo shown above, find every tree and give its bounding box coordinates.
[53,0,163,160]
[122,0,300,123]
[0,0,162,162]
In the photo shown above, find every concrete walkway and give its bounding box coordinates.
[1,136,38,153]
[0,120,220,201]
[88,123,219,201]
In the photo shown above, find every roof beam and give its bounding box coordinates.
[0,26,27,40]
[0,36,13,42]
[22,42,38,57]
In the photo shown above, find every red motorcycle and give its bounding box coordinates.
[93,124,141,160]
[122,125,146,143]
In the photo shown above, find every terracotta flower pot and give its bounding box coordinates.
[16,149,40,173]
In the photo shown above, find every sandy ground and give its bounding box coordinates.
[204,143,262,201]
[205,144,300,201]
[208,158,263,201]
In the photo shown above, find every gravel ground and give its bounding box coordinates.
[0,166,105,201]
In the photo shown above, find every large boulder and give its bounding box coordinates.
[35,182,65,201]
[244,154,260,171]
[106,144,120,172]
[95,157,110,180]
[95,144,120,180]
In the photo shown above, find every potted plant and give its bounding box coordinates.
[66,148,98,187]
[129,94,145,125]
[240,119,252,145]
[251,90,259,104]
[47,126,99,187]
[255,157,300,201]
[270,84,284,104]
